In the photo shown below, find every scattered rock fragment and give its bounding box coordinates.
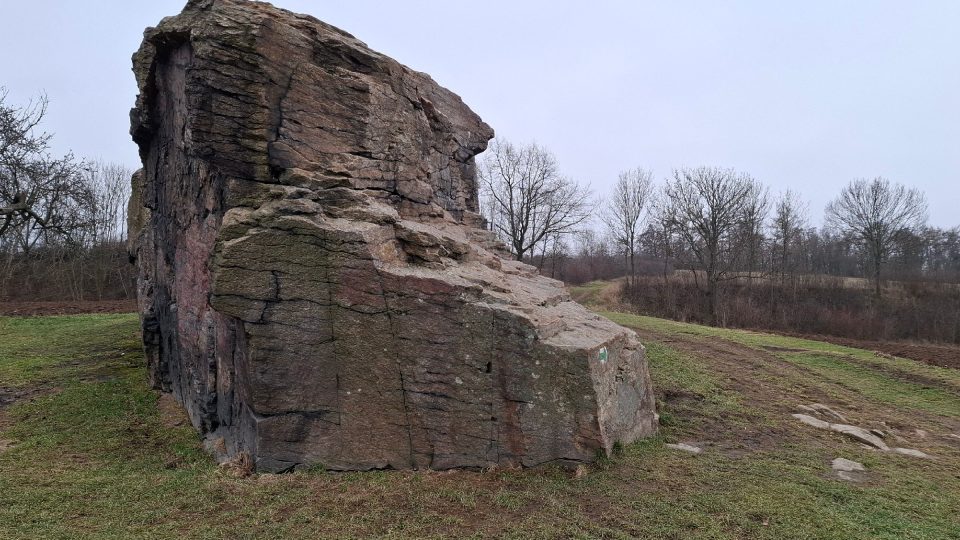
[808,403,848,423]
[892,448,932,459]
[831,458,867,482]
[831,457,865,472]
[792,412,938,458]
[792,414,888,450]
[665,443,703,454]
[830,424,889,451]
[869,429,886,439]
[792,413,831,430]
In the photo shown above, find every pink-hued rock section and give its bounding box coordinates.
[127,0,657,472]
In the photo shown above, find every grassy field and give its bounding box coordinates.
[1,310,959,539]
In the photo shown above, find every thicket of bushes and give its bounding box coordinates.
[622,275,960,344]
[1,243,133,302]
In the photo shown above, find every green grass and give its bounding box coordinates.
[1,313,959,538]
[600,311,955,376]
[0,314,140,387]
[642,341,744,430]
[568,281,609,306]
[603,311,960,416]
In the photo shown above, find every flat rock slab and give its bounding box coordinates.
[792,414,889,450]
[831,457,865,472]
[665,443,703,454]
[127,0,657,472]
[792,413,831,430]
[835,470,867,482]
[831,458,867,482]
[830,424,890,451]
[808,403,848,423]
[892,448,932,459]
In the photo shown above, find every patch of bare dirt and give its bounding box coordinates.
[0,385,45,411]
[640,328,839,453]
[634,327,960,455]
[0,300,137,316]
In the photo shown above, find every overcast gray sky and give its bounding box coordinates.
[2,1,957,226]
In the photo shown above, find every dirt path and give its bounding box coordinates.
[632,326,960,454]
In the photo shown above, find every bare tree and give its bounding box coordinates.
[660,166,768,321]
[770,190,808,284]
[644,191,680,283]
[0,90,141,301]
[84,161,131,245]
[479,139,591,261]
[1,89,90,251]
[603,167,654,287]
[77,161,133,300]
[825,177,927,297]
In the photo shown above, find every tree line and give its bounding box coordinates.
[1,90,133,301]
[3,86,957,342]
[480,138,959,342]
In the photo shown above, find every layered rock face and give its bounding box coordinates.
[128,0,657,472]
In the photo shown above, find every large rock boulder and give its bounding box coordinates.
[128,0,657,472]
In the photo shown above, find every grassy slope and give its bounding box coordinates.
[1,312,959,539]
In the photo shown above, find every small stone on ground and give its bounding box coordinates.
[892,448,932,459]
[831,458,865,472]
[792,413,831,429]
[830,424,890,451]
[665,443,703,454]
[809,403,848,422]
[792,413,889,450]
[835,470,864,482]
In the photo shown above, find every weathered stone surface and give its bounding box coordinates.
[830,424,889,451]
[831,457,864,472]
[807,403,848,423]
[792,413,831,430]
[892,448,931,459]
[831,458,866,482]
[127,0,657,472]
[792,414,888,450]
[665,443,702,454]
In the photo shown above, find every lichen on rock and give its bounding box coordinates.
[128,0,657,472]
